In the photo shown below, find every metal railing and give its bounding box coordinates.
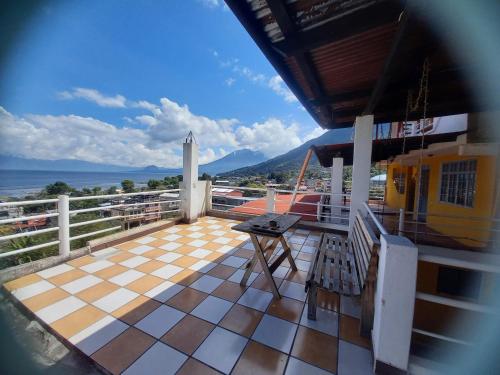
[0,189,182,264]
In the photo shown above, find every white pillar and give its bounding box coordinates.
[182,138,199,223]
[331,157,343,223]
[58,194,70,257]
[349,115,373,230]
[266,188,275,213]
[372,234,417,373]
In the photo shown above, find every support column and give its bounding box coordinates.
[349,115,374,230]
[266,187,275,213]
[58,194,70,257]
[182,133,199,223]
[330,157,343,223]
[372,234,417,374]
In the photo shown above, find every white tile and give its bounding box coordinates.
[188,248,212,259]
[237,287,273,312]
[207,224,222,229]
[91,247,120,258]
[189,275,224,293]
[109,269,145,286]
[294,259,311,272]
[130,245,154,255]
[92,288,139,313]
[289,236,306,245]
[188,239,208,248]
[213,237,231,245]
[228,269,258,285]
[187,232,204,239]
[36,264,74,279]
[285,357,333,375]
[36,296,86,324]
[80,260,114,274]
[295,229,310,235]
[252,314,297,353]
[162,234,182,241]
[156,252,182,263]
[136,236,155,244]
[70,315,128,355]
[340,295,361,319]
[338,340,373,375]
[60,275,103,294]
[159,242,182,251]
[187,225,203,232]
[241,241,254,250]
[300,245,316,254]
[216,245,237,254]
[151,264,183,280]
[221,256,247,268]
[300,305,338,336]
[191,296,233,324]
[123,341,187,375]
[189,260,217,273]
[273,266,289,279]
[193,327,248,374]
[279,281,307,302]
[145,281,184,303]
[119,255,149,268]
[211,230,226,236]
[236,234,248,241]
[135,305,185,338]
[165,226,181,233]
[11,280,55,301]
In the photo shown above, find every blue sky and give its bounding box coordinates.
[0,0,326,168]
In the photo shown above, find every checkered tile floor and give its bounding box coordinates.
[4,217,373,375]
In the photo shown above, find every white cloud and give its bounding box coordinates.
[304,126,327,142]
[57,88,127,108]
[225,77,236,87]
[198,0,220,8]
[268,75,298,103]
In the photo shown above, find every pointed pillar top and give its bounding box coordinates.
[185,131,197,144]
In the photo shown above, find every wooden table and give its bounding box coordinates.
[232,213,300,298]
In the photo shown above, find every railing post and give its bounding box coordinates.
[205,180,212,213]
[266,187,275,213]
[58,194,70,257]
[398,208,405,236]
[372,234,417,373]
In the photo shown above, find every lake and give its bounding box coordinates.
[0,170,179,198]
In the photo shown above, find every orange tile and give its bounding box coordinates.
[112,295,161,325]
[176,229,192,236]
[51,305,107,339]
[146,239,169,248]
[212,281,246,302]
[94,264,128,280]
[317,289,339,312]
[203,242,224,251]
[297,252,313,262]
[115,241,140,251]
[200,234,218,242]
[142,248,168,259]
[135,260,166,273]
[67,255,95,267]
[108,251,136,263]
[204,252,226,262]
[126,275,164,294]
[48,269,88,286]
[232,340,288,375]
[251,274,283,293]
[3,273,42,291]
[207,264,237,279]
[291,326,338,373]
[91,327,155,375]
[220,304,262,337]
[22,288,70,312]
[76,281,119,303]
[172,256,199,268]
[176,245,198,254]
[233,248,254,259]
[166,287,207,313]
[267,297,304,323]
[176,237,194,244]
[339,314,371,349]
[161,315,214,355]
[229,239,244,247]
[177,358,222,375]
[286,270,308,285]
[168,269,203,286]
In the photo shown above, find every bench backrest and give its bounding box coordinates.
[351,210,380,288]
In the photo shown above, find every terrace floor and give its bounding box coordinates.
[2,216,373,375]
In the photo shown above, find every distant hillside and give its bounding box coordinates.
[200,149,267,175]
[0,155,135,172]
[221,128,352,176]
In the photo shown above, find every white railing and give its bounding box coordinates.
[0,189,182,262]
[210,185,350,223]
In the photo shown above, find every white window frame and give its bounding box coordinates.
[439,159,477,208]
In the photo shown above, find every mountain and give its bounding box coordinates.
[0,155,137,172]
[199,149,267,175]
[221,128,353,176]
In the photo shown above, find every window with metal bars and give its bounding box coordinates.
[439,159,477,207]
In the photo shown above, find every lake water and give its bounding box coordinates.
[0,170,179,198]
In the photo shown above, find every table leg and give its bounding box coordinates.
[249,234,281,298]
[280,237,298,271]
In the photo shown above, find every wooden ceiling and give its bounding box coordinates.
[225,0,497,129]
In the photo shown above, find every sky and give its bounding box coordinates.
[0,0,327,168]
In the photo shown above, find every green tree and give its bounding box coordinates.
[107,186,118,194]
[121,179,135,193]
[199,173,211,181]
[44,181,73,196]
[147,179,162,189]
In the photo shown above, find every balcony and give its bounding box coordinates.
[1,215,372,374]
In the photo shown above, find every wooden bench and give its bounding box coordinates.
[305,211,380,337]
